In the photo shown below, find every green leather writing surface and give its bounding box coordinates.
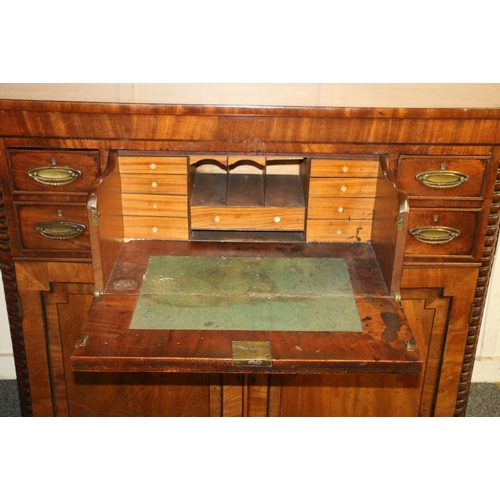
[130,256,362,332]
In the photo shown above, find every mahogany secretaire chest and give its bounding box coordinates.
[1,83,499,416]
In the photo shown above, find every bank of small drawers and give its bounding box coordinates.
[6,149,98,253]
[119,156,189,240]
[398,155,489,260]
[306,159,378,242]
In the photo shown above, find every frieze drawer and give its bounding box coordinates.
[405,208,481,258]
[7,149,99,194]
[398,156,489,200]
[15,203,90,252]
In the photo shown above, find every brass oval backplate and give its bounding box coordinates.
[34,221,87,240]
[409,226,460,245]
[415,170,469,189]
[28,166,82,186]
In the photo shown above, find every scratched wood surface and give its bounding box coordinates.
[72,241,420,375]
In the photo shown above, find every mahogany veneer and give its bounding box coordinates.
[1,84,499,417]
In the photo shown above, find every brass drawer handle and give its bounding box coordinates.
[34,221,87,240]
[409,226,460,245]
[415,170,469,189]
[28,167,82,186]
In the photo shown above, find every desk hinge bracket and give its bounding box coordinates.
[91,209,100,227]
[232,341,272,367]
[396,213,404,231]
[76,334,89,348]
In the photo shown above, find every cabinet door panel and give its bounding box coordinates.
[16,261,215,416]
[279,374,420,417]
[274,267,479,417]
[401,266,479,416]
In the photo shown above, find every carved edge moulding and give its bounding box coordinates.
[0,185,32,416]
[454,162,500,416]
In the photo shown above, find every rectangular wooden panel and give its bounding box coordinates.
[7,149,99,194]
[306,219,372,242]
[308,197,375,219]
[15,203,90,251]
[122,216,189,240]
[405,209,481,257]
[190,206,305,230]
[310,159,379,177]
[120,174,187,195]
[121,193,188,217]
[118,156,187,174]
[398,156,488,199]
[309,178,377,198]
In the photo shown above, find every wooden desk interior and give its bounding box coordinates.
[1,83,499,416]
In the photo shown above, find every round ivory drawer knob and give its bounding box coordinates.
[340,185,347,193]
[274,216,281,223]
[338,207,344,213]
[214,216,220,223]
[342,166,348,173]
[151,181,158,188]
[150,163,156,170]
[152,226,158,233]
[336,229,342,235]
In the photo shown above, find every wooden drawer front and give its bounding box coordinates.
[123,216,188,240]
[16,204,90,251]
[308,197,375,220]
[8,149,98,194]
[120,174,187,195]
[309,178,377,198]
[398,156,488,199]
[119,156,187,175]
[310,159,379,177]
[306,219,373,242]
[405,209,480,257]
[122,194,188,217]
[191,207,305,230]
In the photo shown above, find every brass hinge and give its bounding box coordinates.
[405,338,417,352]
[76,334,89,348]
[469,304,477,324]
[396,213,404,231]
[232,341,272,367]
[91,209,100,227]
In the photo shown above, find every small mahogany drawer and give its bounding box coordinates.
[190,207,305,230]
[121,194,188,217]
[398,156,488,199]
[405,209,480,257]
[310,159,379,177]
[120,174,187,195]
[16,204,90,251]
[118,156,187,175]
[308,197,375,220]
[122,216,189,240]
[309,178,377,198]
[7,149,98,194]
[306,219,373,242]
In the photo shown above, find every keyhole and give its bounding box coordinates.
[434,215,439,222]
